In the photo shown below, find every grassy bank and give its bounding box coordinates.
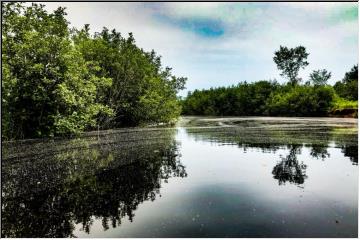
[330,97,358,118]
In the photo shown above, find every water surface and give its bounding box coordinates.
[1,117,358,237]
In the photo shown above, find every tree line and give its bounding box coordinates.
[2,3,187,140]
[182,45,358,117]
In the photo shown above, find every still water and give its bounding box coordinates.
[1,117,358,237]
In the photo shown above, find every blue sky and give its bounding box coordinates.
[44,2,358,96]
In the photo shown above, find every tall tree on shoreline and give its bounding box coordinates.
[309,69,331,86]
[273,46,309,85]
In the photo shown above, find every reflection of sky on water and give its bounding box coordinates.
[75,137,357,237]
[75,118,357,237]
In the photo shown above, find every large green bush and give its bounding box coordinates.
[265,85,335,116]
[182,81,279,116]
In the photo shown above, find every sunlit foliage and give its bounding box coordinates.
[1,3,186,139]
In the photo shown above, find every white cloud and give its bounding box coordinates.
[42,2,358,96]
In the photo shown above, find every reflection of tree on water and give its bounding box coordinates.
[186,125,357,187]
[272,146,307,185]
[185,125,357,165]
[241,143,280,153]
[338,144,358,165]
[310,144,330,160]
[1,129,187,237]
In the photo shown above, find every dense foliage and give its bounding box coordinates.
[266,85,335,116]
[2,3,186,139]
[182,83,337,117]
[332,97,358,112]
[72,26,186,128]
[334,65,358,101]
[182,49,357,117]
[182,81,279,116]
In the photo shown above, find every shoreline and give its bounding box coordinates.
[2,116,357,143]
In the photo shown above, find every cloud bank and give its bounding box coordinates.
[43,2,358,96]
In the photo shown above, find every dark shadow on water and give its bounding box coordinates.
[1,129,187,237]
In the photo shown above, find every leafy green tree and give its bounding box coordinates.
[309,69,331,86]
[73,27,186,128]
[334,65,358,100]
[344,65,358,82]
[273,46,309,85]
[2,3,186,140]
[2,3,112,139]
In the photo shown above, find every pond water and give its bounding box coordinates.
[1,117,358,237]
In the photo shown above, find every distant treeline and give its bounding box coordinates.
[2,3,187,140]
[182,46,358,117]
